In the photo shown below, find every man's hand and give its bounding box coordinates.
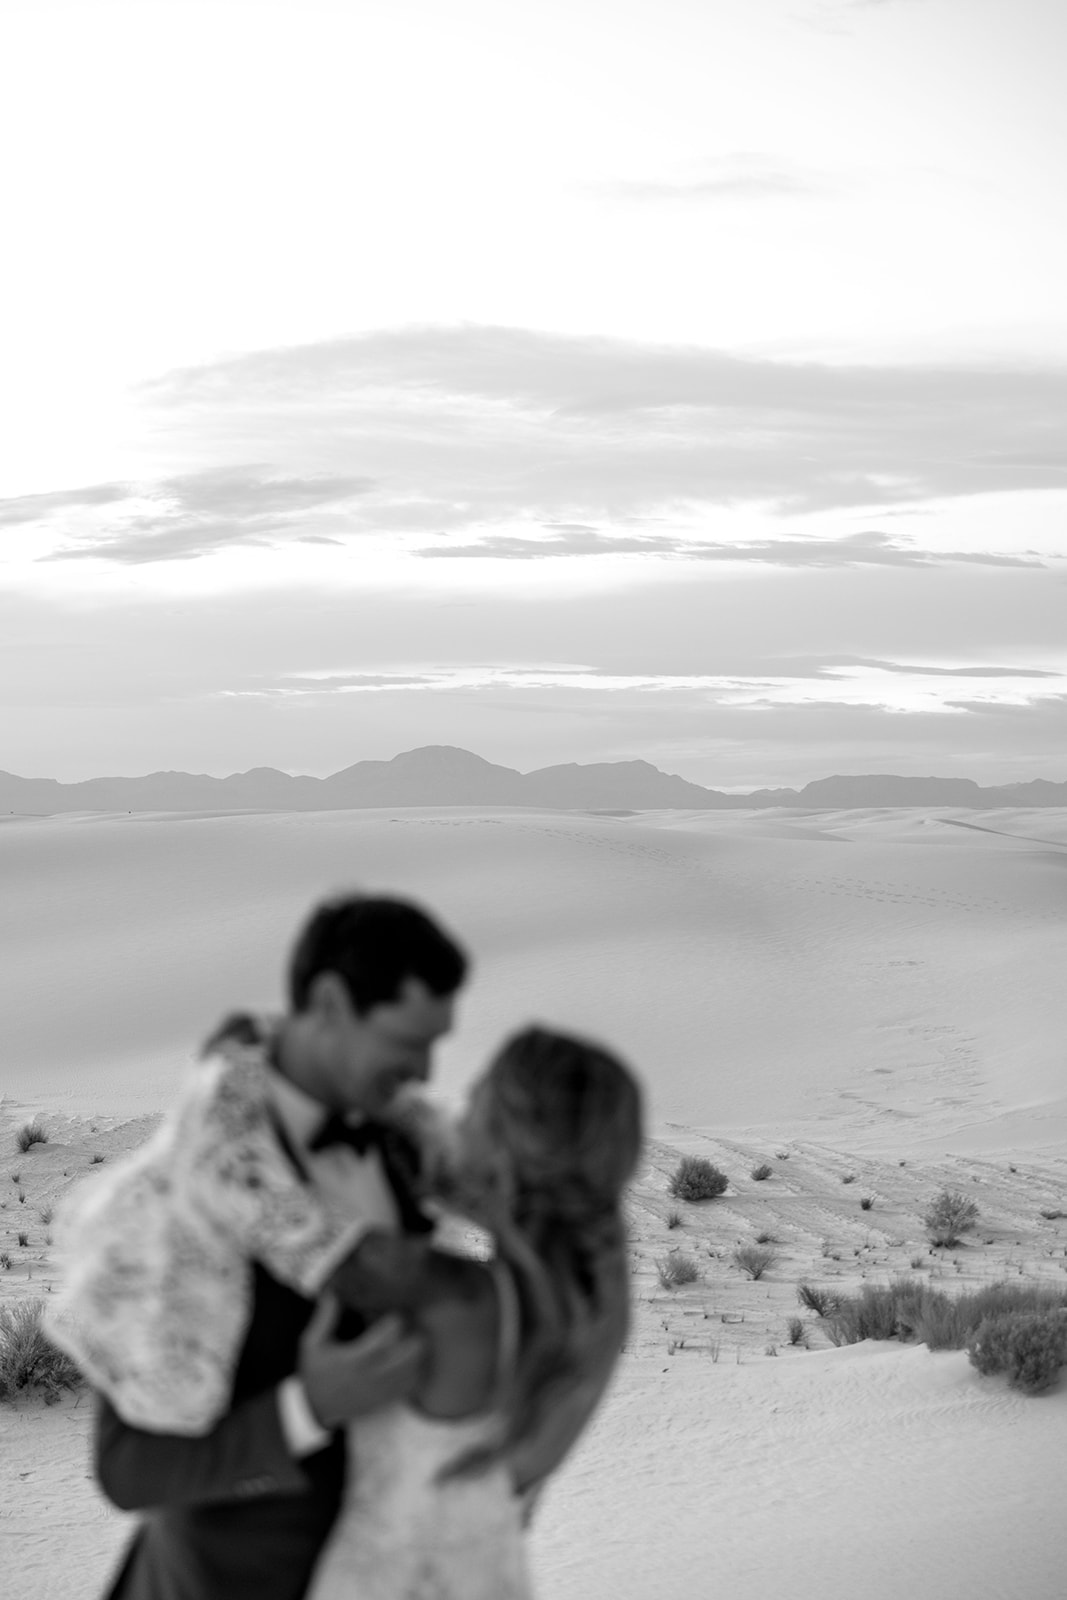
[297,1295,426,1430]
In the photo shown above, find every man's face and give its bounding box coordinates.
[331,975,455,1116]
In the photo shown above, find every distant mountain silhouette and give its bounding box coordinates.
[2,745,1065,814]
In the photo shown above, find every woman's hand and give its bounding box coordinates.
[298,1296,427,1429]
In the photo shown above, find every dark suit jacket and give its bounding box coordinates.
[96,1129,433,1600]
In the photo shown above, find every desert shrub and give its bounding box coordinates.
[967,1312,1025,1377]
[797,1283,841,1317]
[751,1163,773,1182]
[656,1252,700,1289]
[38,1204,54,1226]
[923,1188,979,1247]
[860,1196,875,1211]
[733,1244,777,1280]
[668,1156,728,1202]
[826,1283,914,1346]
[840,1173,856,1184]
[968,1311,1067,1393]
[0,1254,11,1270]
[16,1232,28,1248]
[666,1209,682,1230]
[755,1230,777,1245]
[922,1282,1067,1349]
[90,1154,105,1165]
[0,1300,82,1403]
[14,1118,48,1154]
[826,1278,1067,1354]
[786,1316,807,1346]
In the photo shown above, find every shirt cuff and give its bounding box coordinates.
[276,1376,332,1458]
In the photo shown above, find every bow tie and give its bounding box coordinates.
[308,1114,391,1157]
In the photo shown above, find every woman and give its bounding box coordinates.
[307,1024,643,1600]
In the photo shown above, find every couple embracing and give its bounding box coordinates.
[51,893,643,1600]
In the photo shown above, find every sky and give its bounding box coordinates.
[2,0,1065,790]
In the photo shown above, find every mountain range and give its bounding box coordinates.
[3,745,1067,814]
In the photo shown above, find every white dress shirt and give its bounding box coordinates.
[267,1071,403,1456]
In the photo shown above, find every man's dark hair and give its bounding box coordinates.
[287,893,468,1015]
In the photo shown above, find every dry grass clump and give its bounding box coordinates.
[14,1118,48,1154]
[733,1244,777,1280]
[923,1188,979,1247]
[0,1300,82,1404]
[656,1251,701,1289]
[668,1156,728,1202]
[666,1209,683,1230]
[825,1278,1067,1365]
[916,1282,1067,1351]
[968,1311,1067,1393]
[797,1283,841,1317]
[825,1283,907,1345]
[750,1163,774,1182]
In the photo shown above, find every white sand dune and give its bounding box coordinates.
[2,806,1066,1597]
[533,1342,1067,1600]
[2,806,1065,1150]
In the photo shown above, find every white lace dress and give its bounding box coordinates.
[307,1262,531,1600]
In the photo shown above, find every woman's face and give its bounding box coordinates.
[457,1075,497,1169]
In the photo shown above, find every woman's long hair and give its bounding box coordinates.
[444,1025,643,1478]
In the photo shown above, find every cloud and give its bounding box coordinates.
[588,151,827,203]
[14,327,1067,566]
[417,528,1043,568]
[834,658,1060,678]
[32,466,375,563]
[141,325,1067,534]
[0,482,129,526]
[221,672,438,698]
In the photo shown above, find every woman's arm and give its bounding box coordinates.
[324,1228,436,1315]
[327,1233,501,1420]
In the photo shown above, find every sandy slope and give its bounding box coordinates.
[2,806,1066,1596]
[2,806,1066,1150]
[3,1109,1065,1600]
[532,1344,1067,1600]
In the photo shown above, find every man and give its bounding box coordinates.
[94,892,468,1600]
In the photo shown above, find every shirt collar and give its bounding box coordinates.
[266,1066,334,1150]
[260,1021,371,1151]
[205,1009,367,1151]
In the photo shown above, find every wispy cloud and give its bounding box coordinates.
[211,660,1067,715]
[152,324,1067,503]
[30,467,374,564]
[418,528,1043,568]
[834,658,1060,678]
[593,153,821,202]
[0,482,129,526]
[12,325,1067,564]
